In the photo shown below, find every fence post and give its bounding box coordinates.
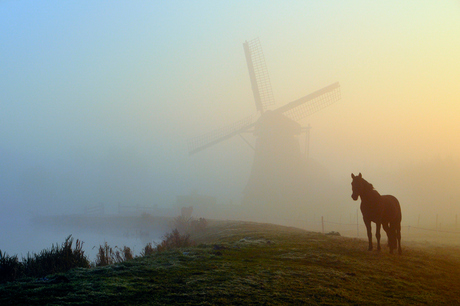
[321,216,324,234]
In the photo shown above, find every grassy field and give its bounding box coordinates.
[1,220,460,305]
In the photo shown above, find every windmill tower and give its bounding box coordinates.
[188,38,341,213]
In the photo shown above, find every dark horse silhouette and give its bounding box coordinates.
[351,173,402,254]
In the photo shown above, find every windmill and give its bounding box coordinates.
[188,38,341,213]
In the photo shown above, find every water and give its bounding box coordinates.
[0,215,164,262]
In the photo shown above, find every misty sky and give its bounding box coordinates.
[1,1,460,221]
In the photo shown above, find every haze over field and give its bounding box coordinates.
[1,1,460,254]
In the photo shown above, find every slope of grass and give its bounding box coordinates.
[1,220,460,305]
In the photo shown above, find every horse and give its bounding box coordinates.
[351,173,402,254]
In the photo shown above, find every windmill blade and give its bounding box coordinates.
[243,38,275,113]
[275,82,341,122]
[188,114,257,155]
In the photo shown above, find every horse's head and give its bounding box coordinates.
[351,173,363,201]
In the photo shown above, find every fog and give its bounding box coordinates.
[1,1,460,257]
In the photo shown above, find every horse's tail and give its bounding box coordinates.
[395,197,402,223]
[389,195,402,223]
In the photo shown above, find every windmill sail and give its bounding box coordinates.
[188,114,257,155]
[275,82,341,122]
[243,38,275,113]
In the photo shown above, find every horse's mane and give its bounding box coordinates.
[361,178,373,190]
[361,177,381,197]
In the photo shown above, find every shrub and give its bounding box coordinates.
[140,228,196,257]
[0,251,22,283]
[156,229,195,253]
[191,218,208,232]
[326,231,341,236]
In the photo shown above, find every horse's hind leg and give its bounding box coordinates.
[395,223,402,255]
[375,223,382,251]
[387,224,396,250]
[382,223,394,254]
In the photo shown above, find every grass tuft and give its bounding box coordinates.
[140,243,156,256]
[0,235,90,283]
[94,243,134,266]
[95,242,115,267]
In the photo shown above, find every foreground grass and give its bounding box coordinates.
[1,221,460,305]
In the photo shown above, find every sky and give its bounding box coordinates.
[1,1,460,227]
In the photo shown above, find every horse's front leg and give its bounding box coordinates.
[375,222,382,251]
[364,219,373,251]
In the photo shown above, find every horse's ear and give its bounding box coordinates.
[351,173,355,178]
[358,173,362,178]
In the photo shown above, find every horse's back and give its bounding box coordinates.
[381,195,402,223]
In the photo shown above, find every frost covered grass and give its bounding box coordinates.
[1,221,460,305]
